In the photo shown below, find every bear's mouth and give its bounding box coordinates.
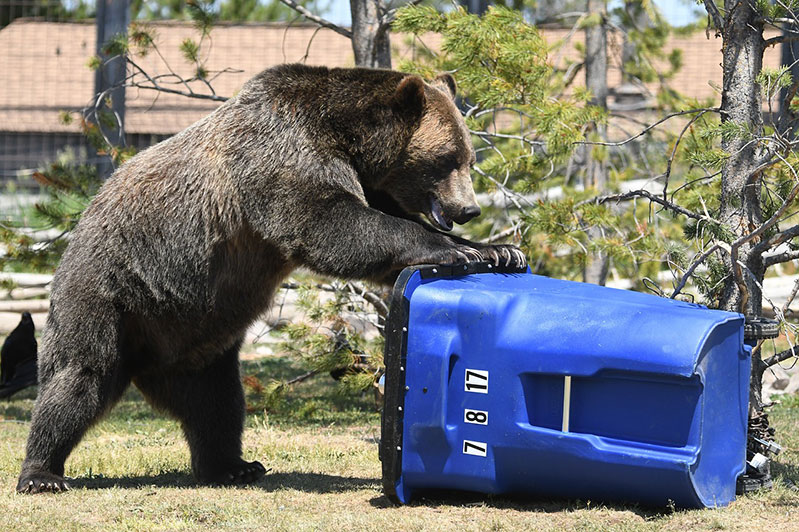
[428,195,453,232]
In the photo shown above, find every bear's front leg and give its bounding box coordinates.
[279,194,496,281]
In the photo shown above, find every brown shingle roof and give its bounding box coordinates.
[0,18,784,136]
[0,19,357,134]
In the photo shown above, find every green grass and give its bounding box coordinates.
[1,356,798,531]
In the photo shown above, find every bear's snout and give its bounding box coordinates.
[455,204,481,224]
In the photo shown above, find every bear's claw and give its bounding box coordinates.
[230,461,269,484]
[477,244,526,269]
[16,471,71,494]
[201,459,269,486]
[455,247,482,263]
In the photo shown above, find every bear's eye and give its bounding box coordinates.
[439,152,460,172]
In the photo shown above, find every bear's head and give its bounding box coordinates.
[380,74,481,232]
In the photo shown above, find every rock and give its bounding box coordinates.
[0,312,46,334]
[772,377,791,391]
[762,362,799,399]
[785,372,799,395]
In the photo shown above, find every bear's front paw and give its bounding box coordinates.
[16,470,71,494]
[197,459,269,486]
[433,245,484,265]
[479,245,527,268]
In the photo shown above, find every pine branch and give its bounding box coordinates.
[384,0,425,26]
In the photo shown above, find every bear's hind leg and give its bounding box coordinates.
[17,317,129,494]
[134,340,265,485]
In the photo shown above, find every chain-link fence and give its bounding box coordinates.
[0,0,360,191]
[1,1,96,186]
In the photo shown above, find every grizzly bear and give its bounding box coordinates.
[17,64,526,493]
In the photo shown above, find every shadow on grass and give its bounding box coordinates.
[69,471,379,494]
[368,490,671,518]
[261,472,378,493]
[771,460,799,489]
[69,471,196,490]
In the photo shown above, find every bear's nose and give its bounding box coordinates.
[459,205,481,223]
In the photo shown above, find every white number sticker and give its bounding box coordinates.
[463,439,487,457]
[464,408,488,425]
[464,369,488,394]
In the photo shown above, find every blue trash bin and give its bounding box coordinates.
[380,263,751,508]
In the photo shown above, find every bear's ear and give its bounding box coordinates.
[392,75,426,112]
[431,73,457,100]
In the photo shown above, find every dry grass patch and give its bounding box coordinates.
[0,358,798,531]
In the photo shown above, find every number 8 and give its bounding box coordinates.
[466,411,486,423]
[464,409,488,425]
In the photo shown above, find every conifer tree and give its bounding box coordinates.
[394,1,799,476]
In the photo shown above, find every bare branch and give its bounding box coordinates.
[702,0,725,32]
[756,224,799,253]
[549,12,590,69]
[782,277,799,316]
[300,25,324,63]
[344,281,389,318]
[663,109,716,200]
[480,223,522,244]
[278,0,353,39]
[575,108,720,148]
[470,130,545,148]
[751,154,799,254]
[128,81,228,102]
[763,347,798,368]
[286,369,319,385]
[764,248,799,267]
[670,243,721,300]
[127,57,230,101]
[581,189,708,221]
[557,61,584,94]
[764,33,799,47]
[730,174,799,252]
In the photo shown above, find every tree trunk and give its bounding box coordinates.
[779,24,799,133]
[621,0,650,83]
[350,0,391,68]
[94,0,129,176]
[583,0,609,285]
[716,4,766,411]
[460,0,488,16]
